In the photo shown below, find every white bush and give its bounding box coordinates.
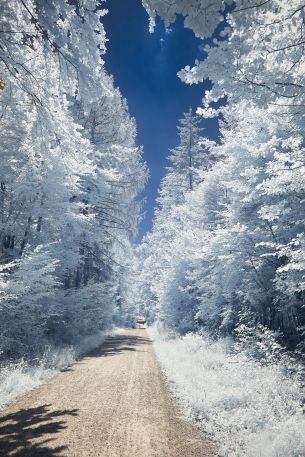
[149,324,305,457]
[0,329,111,410]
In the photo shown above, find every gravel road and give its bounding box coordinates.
[0,329,216,457]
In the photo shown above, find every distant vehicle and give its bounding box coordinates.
[135,316,147,329]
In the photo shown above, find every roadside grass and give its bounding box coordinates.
[149,324,305,457]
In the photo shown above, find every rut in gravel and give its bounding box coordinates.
[0,329,216,457]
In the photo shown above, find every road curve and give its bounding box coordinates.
[0,329,216,457]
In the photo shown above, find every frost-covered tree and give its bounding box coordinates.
[0,0,146,363]
[142,0,229,38]
[157,109,209,209]
[137,111,213,332]
[138,0,305,351]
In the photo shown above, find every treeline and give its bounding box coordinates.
[137,0,305,354]
[0,0,146,363]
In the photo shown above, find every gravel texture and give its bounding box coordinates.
[0,329,216,457]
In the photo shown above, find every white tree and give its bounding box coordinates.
[157,109,208,209]
[139,0,305,349]
[0,0,146,363]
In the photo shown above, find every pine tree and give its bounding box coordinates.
[157,109,208,209]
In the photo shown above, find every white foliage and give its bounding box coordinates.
[0,0,146,375]
[138,0,305,348]
[0,327,112,410]
[137,3,305,453]
[149,324,305,457]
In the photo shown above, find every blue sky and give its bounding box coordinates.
[102,0,219,241]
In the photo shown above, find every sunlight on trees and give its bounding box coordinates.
[0,0,146,362]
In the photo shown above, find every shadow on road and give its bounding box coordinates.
[86,332,151,358]
[0,404,78,457]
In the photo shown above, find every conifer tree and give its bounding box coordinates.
[157,109,208,209]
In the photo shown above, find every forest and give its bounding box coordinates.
[1,1,305,456]
[0,0,147,405]
[139,0,305,353]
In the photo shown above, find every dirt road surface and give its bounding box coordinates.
[0,329,216,457]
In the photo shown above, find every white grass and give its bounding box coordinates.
[0,329,114,410]
[149,323,305,457]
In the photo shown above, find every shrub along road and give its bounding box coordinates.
[0,329,215,457]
